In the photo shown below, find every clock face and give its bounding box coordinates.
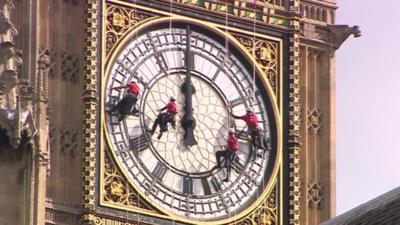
[104,24,277,222]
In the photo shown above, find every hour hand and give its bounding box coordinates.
[181,25,197,146]
[181,81,197,146]
[182,113,197,146]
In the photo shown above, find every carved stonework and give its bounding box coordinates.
[18,79,34,104]
[106,4,158,55]
[288,13,301,225]
[63,0,80,5]
[302,23,320,40]
[328,25,361,49]
[61,52,79,83]
[231,33,280,96]
[35,151,49,167]
[39,48,56,78]
[0,0,38,155]
[82,1,98,221]
[307,108,322,134]
[182,0,203,7]
[60,126,78,157]
[0,1,17,35]
[45,208,80,225]
[234,183,278,225]
[210,1,234,14]
[103,152,158,213]
[95,217,139,225]
[49,124,57,152]
[48,124,78,157]
[307,181,322,209]
[37,48,57,114]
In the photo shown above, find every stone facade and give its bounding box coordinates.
[0,0,358,225]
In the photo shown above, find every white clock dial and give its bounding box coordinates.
[104,25,275,221]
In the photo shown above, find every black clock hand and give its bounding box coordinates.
[181,25,197,146]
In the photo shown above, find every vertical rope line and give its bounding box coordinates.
[252,0,257,104]
[223,0,236,221]
[224,0,230,131]
[132,1,140,224]
[169,2,176,224]
[252,0,263,207]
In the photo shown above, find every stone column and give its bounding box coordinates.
[32,50,50,225]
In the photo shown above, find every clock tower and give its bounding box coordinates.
[0,0,359,225]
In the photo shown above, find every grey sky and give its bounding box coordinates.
[336,0,400,214]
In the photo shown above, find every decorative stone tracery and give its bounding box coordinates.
[307,181,322,209]
[307,108,322,134]
[61,52,80,83]
[60,126,78,157]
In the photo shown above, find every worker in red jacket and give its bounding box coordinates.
[232,106,266,153]
[148,96,178,139]
[215,128,238,182]
[110,81,140,122]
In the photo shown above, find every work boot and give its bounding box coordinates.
[147,128,154,135]
[131,108,139,116]
[118,114,124,122]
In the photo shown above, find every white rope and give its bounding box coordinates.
[224,0,230,131]
[221,0,237,222]
[251,0,265,212]
[169,2,176,224]
[252,0,257,104]
[132,1,141,224]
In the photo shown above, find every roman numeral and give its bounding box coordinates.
[243,171,258,186]
[231,158,245,174]
[229,97,243,108]
[201,177,212,195]
[211,176,222,192]
[182,177,193,195]
[116,60,131,72]
[154,53,168,71]
[211,69,221,81]
[128,49,138,59]
[116,148,130,160]
[123,54,135,65]
[129,134,149,152]
[152,162,168,181]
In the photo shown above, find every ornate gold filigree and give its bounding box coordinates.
[269,16,288,27]
[95,215,158,225]
[233,183,278,225]
[183,0,200,5]
[232,34,279,96]
[103,152,158,213]
[105,4,158,56]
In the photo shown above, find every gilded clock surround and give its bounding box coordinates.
[96,0,290,224]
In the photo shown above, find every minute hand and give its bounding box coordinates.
[181,25,197,146]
